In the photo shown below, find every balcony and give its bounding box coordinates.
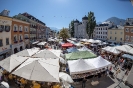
[14,41,18,43]
[25,37,29,39]
[19,30,23,32]
[19,40,23,42]
[14,30,18,32]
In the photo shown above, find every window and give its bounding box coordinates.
[25,26,28,32]
[0,39,3,47]
[125,35,129,40]
[110,31,112,34]
[121,32,123,34]
[120,38,122,41]
[115,32,117,34]
[115,37,117,40]
[101,32,102,34]
[130,29,133,33]
[6,38,9,45]
[14,35,17,42]
[110,37,112,39]
[14,25,18,32]
[125,28,129,32]
[19,26,22,32]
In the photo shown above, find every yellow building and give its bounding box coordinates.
[107,25,124,44]
[0,16,12,59]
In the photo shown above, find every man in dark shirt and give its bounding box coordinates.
[82,77,87,88]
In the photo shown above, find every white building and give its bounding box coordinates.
[93,21,113,41]
[0,16,12,59]
[74,16,89,39]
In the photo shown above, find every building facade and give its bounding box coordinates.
[0,16,12,59]
[11,18,30,54]
[124,25,133,44]
[74,16,89,39]
[22,13,46,42]
[107,25,124,44]
[93,21,113,41]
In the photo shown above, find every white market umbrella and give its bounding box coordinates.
[116,45,132,52]
[42,49,66,64]
[32,41,39,44]
[95,40,102,43]
[32,49,59,59]
[127,48,133,54]
[16,49,39,57]
[78,46,92,52]
[12,58,60,82]
[1,81,9,88]
[75,43,84,46]
[37,42,47,46]
[87,39,96,43]
[59,72,73,83]
[0,54,28,72]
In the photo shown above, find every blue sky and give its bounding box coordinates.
[0,0,133,29]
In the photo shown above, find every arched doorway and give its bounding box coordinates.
[26,44,29,49]
[20,46,23,51]
[14,48,18,54]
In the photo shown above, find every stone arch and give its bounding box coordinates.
[20,46,23,51]
[14,48,18,54]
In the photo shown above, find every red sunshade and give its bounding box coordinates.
[62,43,74,47]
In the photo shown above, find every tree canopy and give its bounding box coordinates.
[86,11,96,38]
[59,28,70,41]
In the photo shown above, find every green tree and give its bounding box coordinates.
[86,11,96,38]
[59,28,69,41]
[69,20,74,37]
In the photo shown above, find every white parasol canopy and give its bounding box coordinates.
[1,81,9,88]
[78,46,92,52]
[87,39,96,43]
[127,48,133,54]
[32,41,39,44]
[49,49,66,64]
[59,72,73,83]
[16,49,39,57]
[12,58,60,82]
[95,40,102,43]
[32,49,60,59]
[116,45,132,52]
[75,43,84,46]
[0,54,28,72]
[37,42,47,46]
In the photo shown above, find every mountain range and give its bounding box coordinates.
[97,17,126,25]
[51,17,126,31]
[105,17,126,25]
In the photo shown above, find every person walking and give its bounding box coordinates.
[82,77,87,88]
[114,68,121,78]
